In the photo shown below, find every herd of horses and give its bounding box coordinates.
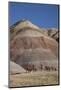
[22,63,57,72]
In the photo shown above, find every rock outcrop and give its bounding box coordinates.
[10,20,59,71]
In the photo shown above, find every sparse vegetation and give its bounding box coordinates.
[10,71,58,87]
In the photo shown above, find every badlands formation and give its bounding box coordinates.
[10,20,59,73]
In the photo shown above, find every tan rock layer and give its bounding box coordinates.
[10,36,58,57]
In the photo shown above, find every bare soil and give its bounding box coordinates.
[9,71,58,87]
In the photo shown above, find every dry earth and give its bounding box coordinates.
[9,71,58,87]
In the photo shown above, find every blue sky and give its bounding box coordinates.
[9,2,59,29]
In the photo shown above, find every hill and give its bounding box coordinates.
[10,19,58,71]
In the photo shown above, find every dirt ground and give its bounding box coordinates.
[9,71,59,87]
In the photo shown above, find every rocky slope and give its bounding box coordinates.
[10,61,26,74]
[10,20,59,72]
